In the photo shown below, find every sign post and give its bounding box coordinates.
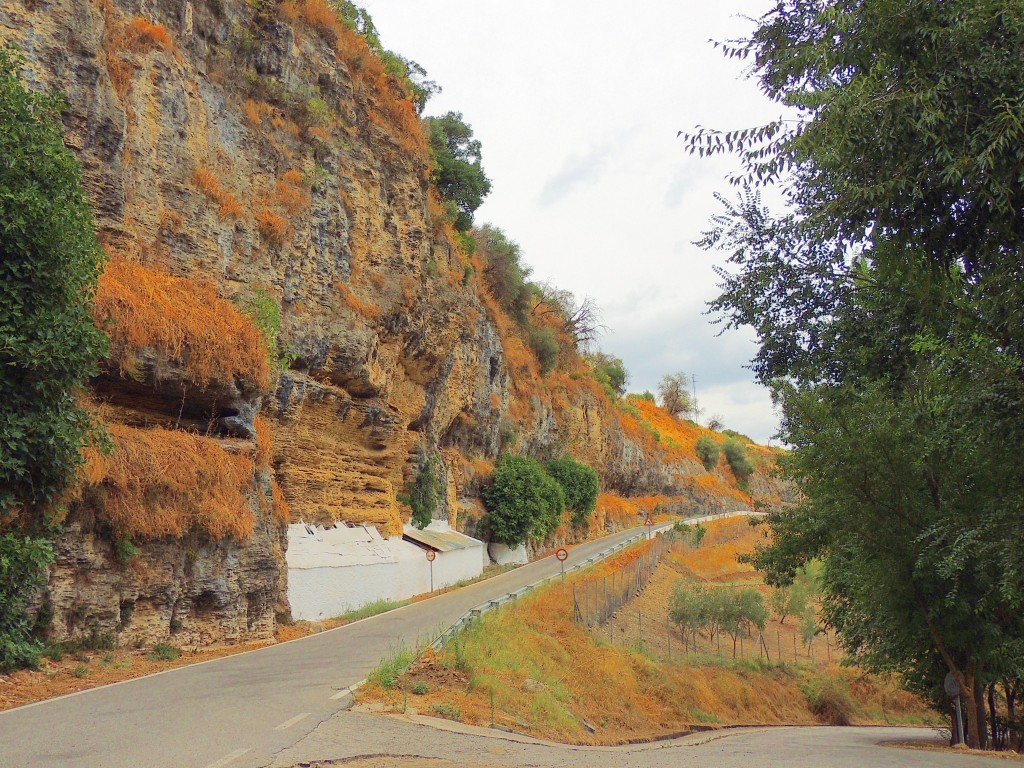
[644,516,653,540]
[556,547,568,589]
[944,672,964,745]
[425,548,436,592]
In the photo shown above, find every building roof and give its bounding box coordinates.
[402,526,480,553]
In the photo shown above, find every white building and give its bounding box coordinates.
[286,520,485,621]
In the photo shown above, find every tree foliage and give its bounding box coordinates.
[545,457,599,529]
[691,0,1024,748]
[0,46,108,669]
[482,455,565,547]
[398,456,442,530]
[0,45,108,519]
[476,225,533,323]
[588,353,628,399]
[669,582,768,656]
[657,372,692,418]
[426,112,491,232]
[721,438,753,480]
[694,435,720,471]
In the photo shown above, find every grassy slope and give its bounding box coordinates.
[361,518,938,744]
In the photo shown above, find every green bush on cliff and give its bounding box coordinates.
[482,455,565,547]
[0,45,109,669]
[722,437,754,480]
[695,436,721,471]
[425,112,491,232]
[545,457,598,529]
[399,456,443,530]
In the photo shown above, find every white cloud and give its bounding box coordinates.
[360,0,784,443]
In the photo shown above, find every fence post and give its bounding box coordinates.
[668,627,671,661]
[793,633,798,663]
[639,610,643,648]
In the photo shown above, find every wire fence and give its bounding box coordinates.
[570,530,838,666]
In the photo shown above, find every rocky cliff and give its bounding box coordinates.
[0,0,793,647]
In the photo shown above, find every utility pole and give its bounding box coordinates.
[691,373,699,422]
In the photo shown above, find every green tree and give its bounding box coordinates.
[528,327,558,374]
[475,225,532,324]
[691,1,1024,746]
[425,112,491,232]
[721,438,753,481]
[545,457,599,529]
[657,372,691,418]
[482,455,565,547]
[588,352,628,398]
[0,45,109,668]
[694,435,720,471]
[399,456,443,530]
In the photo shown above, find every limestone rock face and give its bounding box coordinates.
[1,0,793,646]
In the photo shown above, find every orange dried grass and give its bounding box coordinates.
[78,423,255,540]
[94,258,271,388]
[274,174,310,215]
[255,208,289,245]
[271,479,290,523]
[190,169,243,220]
[335,281,382,320]
[253,416,273,470]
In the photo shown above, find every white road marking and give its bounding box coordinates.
[330,680,363,700]
[203,748,251,768]
[274,712,311,730]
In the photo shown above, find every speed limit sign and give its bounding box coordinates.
[425,549,436,562]
[555,548,568,561]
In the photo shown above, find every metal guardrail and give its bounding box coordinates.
[429,527,660,650]
[427,511,763,650]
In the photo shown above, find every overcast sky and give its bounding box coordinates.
[360,0,784,443]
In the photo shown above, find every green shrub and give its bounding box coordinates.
[482,455,565,546]
[72,664,89,678]
[114,535,139,564]
[398,456,442,530]
[695,435,721,471]
[428,702,461,720]
[0,48,109,671]
[368,643,416,689]
[476,226,531,323]
[528,327,559,374]
[412,681,429,695]
[589,353,628,397]
[148,643,181,662]
[545,457,599,528]
[425,112,491,232]
[238,288,291,372]
[722,437,754,479]
[802,674,855,725]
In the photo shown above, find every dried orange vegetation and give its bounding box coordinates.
[363,529,937,743]
[124,18,172,50]
[271,479,290,524]
[76,423,256,540]
[242,98,272,127]
[274,172,310,215]
[335,280,382,320]
[672,516,764,582]
[593,493,674,530]
[105,16,177,97]
[95,259,271,388]
[276,0,428,159]
[191,169,243,220]
[255,208,289,245]
[254,416,273,470]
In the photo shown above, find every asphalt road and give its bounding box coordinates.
[0,520,680,768]
[269,715,1013,768]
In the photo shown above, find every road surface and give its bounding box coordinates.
[268,714,1010,768]
[0,520,678,768]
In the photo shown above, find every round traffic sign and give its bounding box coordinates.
[425,549,436,562]
[944,672,961,698]
[555,547,568,561]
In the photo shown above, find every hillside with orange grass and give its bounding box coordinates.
[359,516,937,743]
[4,0,793,657]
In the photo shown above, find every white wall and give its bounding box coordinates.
[286,523,484,621]
[488,541,529,565]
